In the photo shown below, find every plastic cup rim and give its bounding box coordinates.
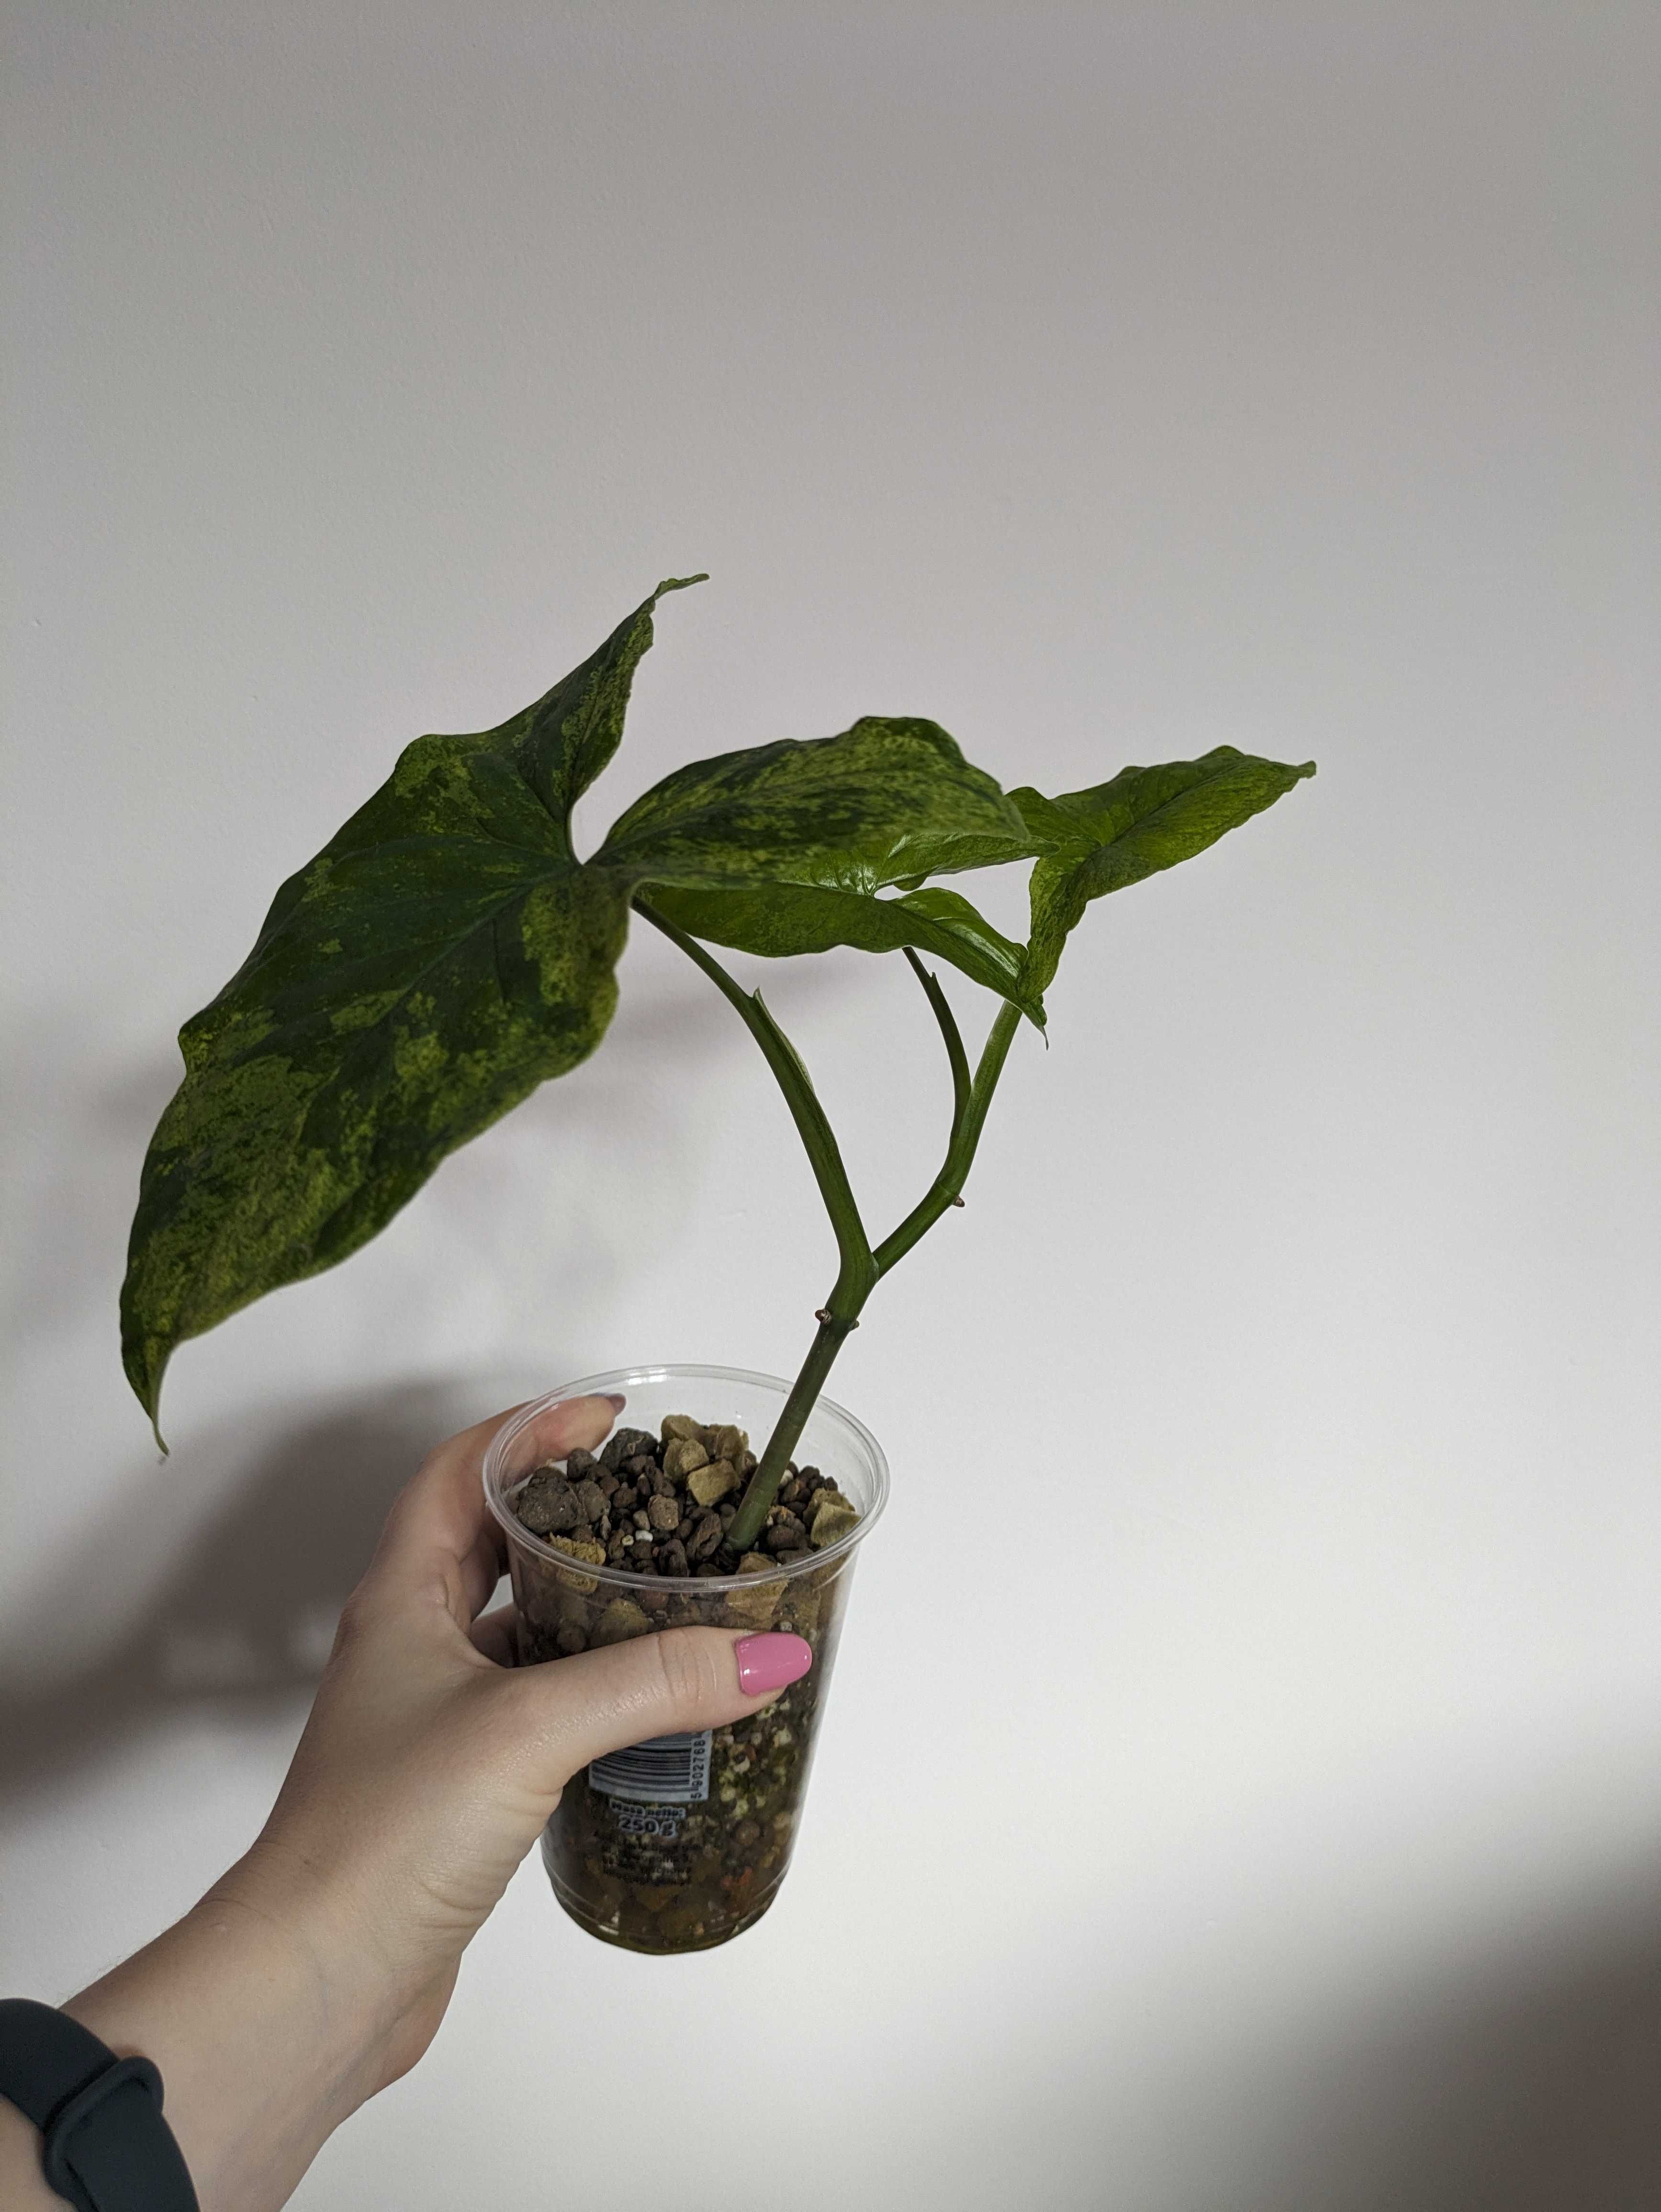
[481,1360,890,1592]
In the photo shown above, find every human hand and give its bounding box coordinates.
[47,1395,811,2212]
[233,1390,812,2074]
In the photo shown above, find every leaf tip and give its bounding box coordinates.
[133,1374,169,1456]
[654,573,709,598]
[123,1326,171,1454]
[139,1374,170,1455]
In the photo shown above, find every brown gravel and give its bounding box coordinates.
[509,1415,856,1578]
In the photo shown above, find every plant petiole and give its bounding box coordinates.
[635,897,1028,1552]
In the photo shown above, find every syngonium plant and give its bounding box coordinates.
[122,578,1314,1553]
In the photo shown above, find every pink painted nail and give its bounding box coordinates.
[734,1632,813,1697]
[606,1393,627,1410]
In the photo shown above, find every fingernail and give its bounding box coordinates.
[606,1393,627,1410]
[734,1632,813,1697]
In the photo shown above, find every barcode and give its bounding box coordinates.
[588,1729,712,1804]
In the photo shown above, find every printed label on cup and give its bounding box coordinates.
[587,1729,712,1805]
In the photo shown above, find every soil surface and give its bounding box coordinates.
[509,1415,861,1626]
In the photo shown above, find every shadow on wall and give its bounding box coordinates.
[1230,1891,1661,2212]
[8,1415,1661,2208]
[975,1874,1661,2212]
[0,1382,475,1801]
[892,1873,1661,2212]
[0,949,861,1807]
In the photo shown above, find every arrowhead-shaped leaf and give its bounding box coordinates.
[500,574,706,831]
[1013,746,1316,993]
[595,716,1041,893]
[640,880,1045,1024]
[121,582,698,1440]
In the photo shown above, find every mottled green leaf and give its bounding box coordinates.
[640,880,1045,1024]
[121,584,700,1440]
[498,574,705,833]
[1014,747,1316,993]
[595,716,1041,893]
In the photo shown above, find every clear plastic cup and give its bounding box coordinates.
[483,1364,888,1955]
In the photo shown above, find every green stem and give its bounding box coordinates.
[633,896,1027,1558]
[726,1309,860,1553]
[726,993,1025,1552]
[632,897,876,1313]
[902,946,971,1133]
[872,996,1021,1277]
[727,984,1021,1551]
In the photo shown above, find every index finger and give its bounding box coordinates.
[368,1391,625,1622]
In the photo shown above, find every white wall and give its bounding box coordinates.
[4,7,1658,2205]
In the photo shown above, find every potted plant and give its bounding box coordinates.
[122,576,1314,1953]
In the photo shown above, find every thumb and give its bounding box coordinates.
[500,1626,814,1793]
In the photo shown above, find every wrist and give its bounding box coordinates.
[62,1870,392,2212]
[0,2090,76,2212]
[196,1847,415,2099]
